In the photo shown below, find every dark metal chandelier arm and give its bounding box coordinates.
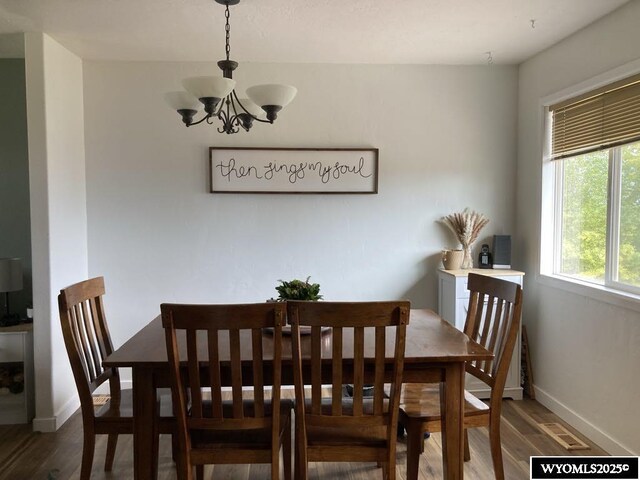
[183,113,213,127]
[231,90,272,124]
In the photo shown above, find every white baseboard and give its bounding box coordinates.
[534,385,637,456]
[32,416,56,432]
[33,395,80,432]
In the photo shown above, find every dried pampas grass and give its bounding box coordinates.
[442,208,489,248]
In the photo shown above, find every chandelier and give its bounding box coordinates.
[165,0,297,134]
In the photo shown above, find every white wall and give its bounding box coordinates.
[83,62,518,352]
[517,1,640,455]
[25,33,88,431]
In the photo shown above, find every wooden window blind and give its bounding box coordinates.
[549,72,640,160]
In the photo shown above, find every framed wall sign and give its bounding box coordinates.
[209,147,378,194]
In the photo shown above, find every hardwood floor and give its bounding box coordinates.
[0,396,607,480]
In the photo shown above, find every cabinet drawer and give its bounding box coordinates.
[0,334,25,362]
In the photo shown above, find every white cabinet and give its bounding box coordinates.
[438,269,524,400]
[0,324,34,424]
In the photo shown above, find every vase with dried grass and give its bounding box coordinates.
[442,208,490,269]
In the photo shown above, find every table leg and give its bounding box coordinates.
[133,366,158,480]
[440,362,465,480]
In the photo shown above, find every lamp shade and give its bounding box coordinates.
[164,91,201,111]
[182,76,236,100]
[246,84,297,109]
[0,258,22,293]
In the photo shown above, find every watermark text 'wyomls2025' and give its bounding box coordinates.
[531,457,639,480]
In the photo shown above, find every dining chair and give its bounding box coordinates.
[58,277,174,480]
[161,302,293,480]
[399,273,523,480]
[287,300,410,480]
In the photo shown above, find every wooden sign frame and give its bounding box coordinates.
[209,147,378,194]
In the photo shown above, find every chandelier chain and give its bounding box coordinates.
[225,4,231,61]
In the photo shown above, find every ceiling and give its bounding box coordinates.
[0,0,629,64]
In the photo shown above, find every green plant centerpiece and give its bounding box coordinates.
[274,276,322,302]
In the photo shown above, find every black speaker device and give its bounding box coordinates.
[492,235,511,269]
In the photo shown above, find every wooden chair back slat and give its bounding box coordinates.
[70,304,93,384]
[75,304,96,382]
[207,329,224,419]
[373,325,386,415]
[251,328,265,418]
[352,326,365,416]
[228,328,244,418]
[80,301,102,382]
[483,297,505,372]
[75,303,94,381]
[270,317,284,451]
[478,295,495,348]
[310,326,322,415]
[331,326,343,416]
[90,297,108,360]
[492,301,513,377]
[186,330,202,418]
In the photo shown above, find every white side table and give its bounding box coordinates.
[0,323,34,424]
[438,268,524,400]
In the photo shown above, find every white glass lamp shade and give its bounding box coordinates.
[164,91,201,111]
[0,258,22,292]
[236,97,266,119]
[246,84,297,109]
[182,76,236,100]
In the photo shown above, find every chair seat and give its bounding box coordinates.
[399,384,489,422]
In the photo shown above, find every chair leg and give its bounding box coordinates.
[463,430,471,462]
[489,415,505,480]
[387,456,396,480]
[195,464,204,480]
[271,444,280,480]
[172,433,178,463]
[283,422,292,480]
[381,462,389,480]
[176,453,191,480]
[104,434,118,471]
[405,420,422,480]
[80,431,96,480]
[296,440,308,480]
[294,413,308,480]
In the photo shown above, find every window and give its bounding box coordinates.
[548,73,640,296]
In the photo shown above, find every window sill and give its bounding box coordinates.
[538,273,640,314]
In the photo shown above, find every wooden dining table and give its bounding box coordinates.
[103,308,492,480]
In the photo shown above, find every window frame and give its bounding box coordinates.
[551,145,640,297]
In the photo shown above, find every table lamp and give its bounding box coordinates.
[0,258,23,327]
